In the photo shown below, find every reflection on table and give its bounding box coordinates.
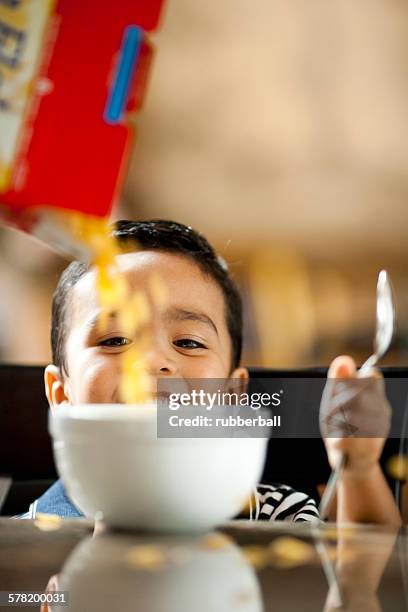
[0,519,406,612]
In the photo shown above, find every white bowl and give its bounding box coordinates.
[49,404,267,532]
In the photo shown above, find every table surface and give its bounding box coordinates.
[0,518,407,612]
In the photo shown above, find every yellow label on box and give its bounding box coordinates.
[0,0,53,192]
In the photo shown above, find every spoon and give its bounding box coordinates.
[359,270,395,374]
[319,270,395,521]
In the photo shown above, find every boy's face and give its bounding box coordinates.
[45,251,247,406]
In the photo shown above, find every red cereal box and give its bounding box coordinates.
[0,0,164,257]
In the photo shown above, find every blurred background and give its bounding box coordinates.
[1,0,408,368]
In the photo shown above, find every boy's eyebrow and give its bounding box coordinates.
[165,307,218,335]
[84,310,119,330]
[83,308,218,335]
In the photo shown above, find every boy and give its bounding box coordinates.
[21,220,401,525]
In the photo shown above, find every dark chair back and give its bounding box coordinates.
[0,364,56,515]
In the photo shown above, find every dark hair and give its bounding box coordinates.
[51,219,243,374]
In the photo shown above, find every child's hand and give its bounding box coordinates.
[320,356,391,477]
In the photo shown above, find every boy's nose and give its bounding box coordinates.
[145,345,177,377]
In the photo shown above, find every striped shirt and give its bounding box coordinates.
[250,483,320,523]
[17,479,320,523]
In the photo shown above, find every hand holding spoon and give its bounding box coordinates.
[319,270,395,521]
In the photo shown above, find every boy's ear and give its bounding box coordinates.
[229,366,249,394]
[44,365,71,408]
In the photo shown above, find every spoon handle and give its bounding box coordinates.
[358,353,379,376]
[318,452,346,520]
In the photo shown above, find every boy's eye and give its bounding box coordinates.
[174,338,206,350]
[98,336,131,348]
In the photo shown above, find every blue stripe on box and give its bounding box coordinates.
[104,26,142,124]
